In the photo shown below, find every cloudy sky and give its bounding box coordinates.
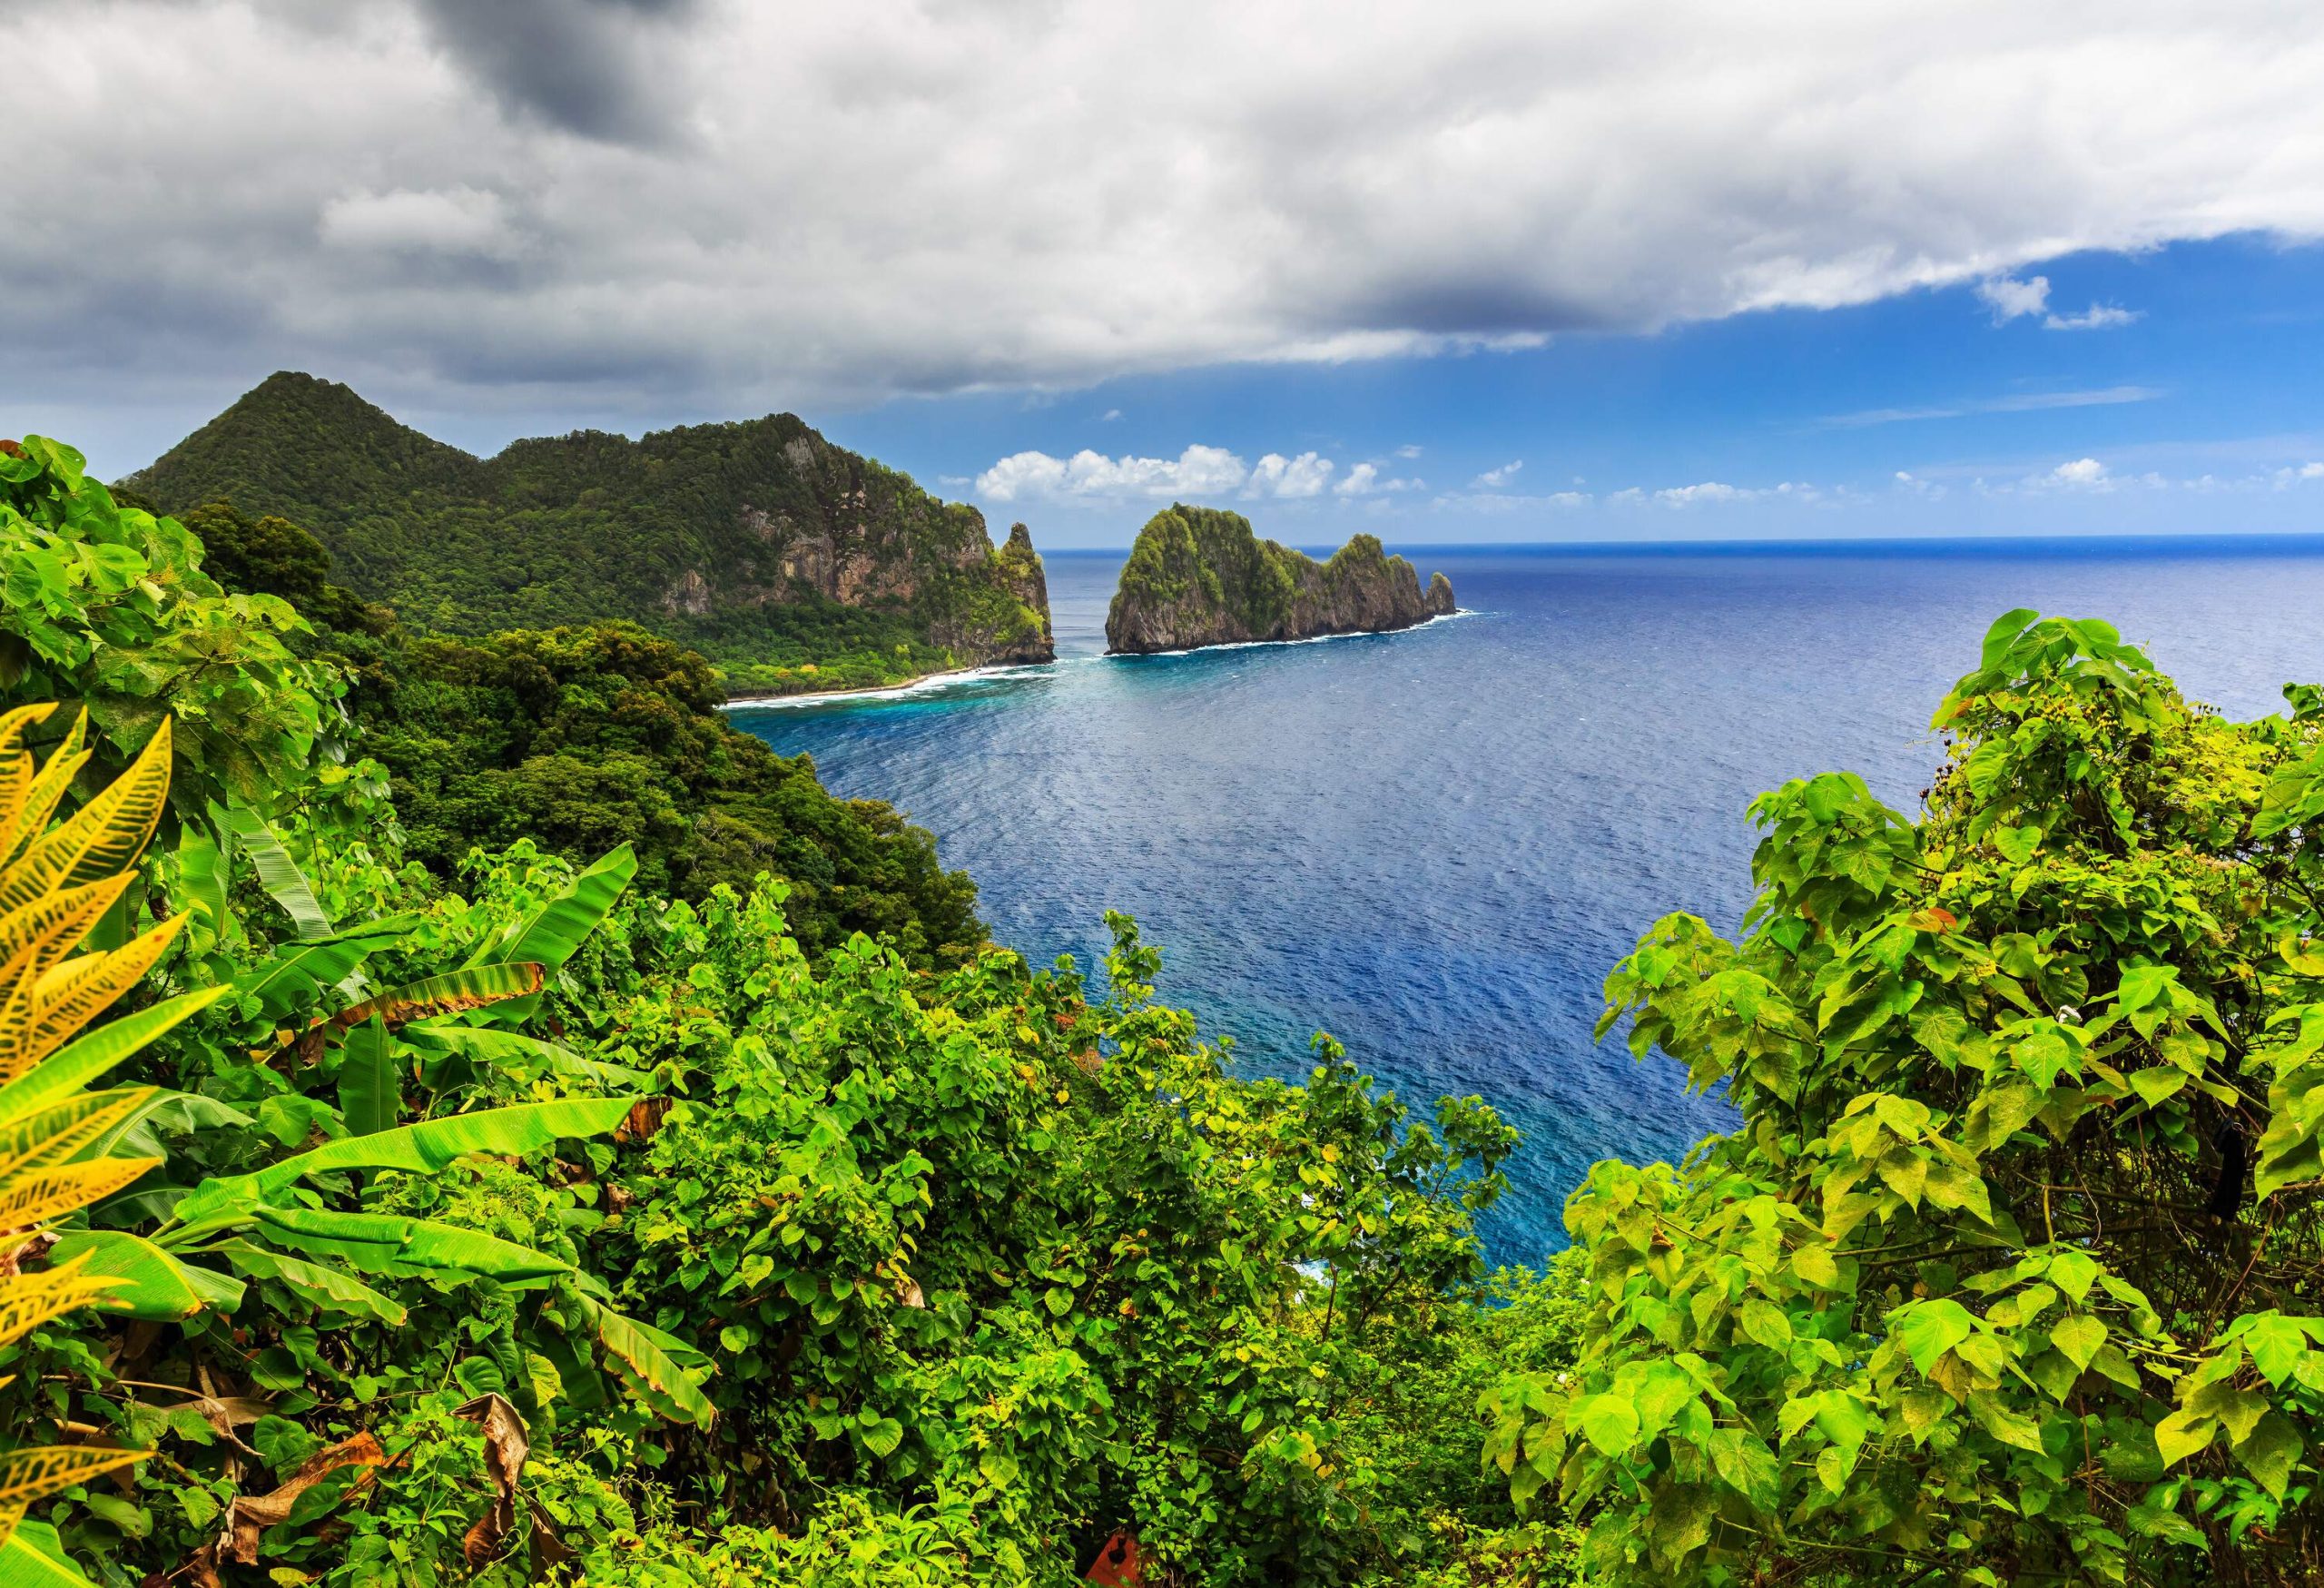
[9,0,2324,544]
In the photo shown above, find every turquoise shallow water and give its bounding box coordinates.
[732,538,2324,1261]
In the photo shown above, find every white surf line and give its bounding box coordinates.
[1121,607,1479,659]
[721,659,1074,712]
[723,611,1480,708]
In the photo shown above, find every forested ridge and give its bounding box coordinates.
[10,421,2324,1588]
[124,372,1054,697]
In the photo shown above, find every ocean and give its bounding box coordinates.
[730,538,2324,1261]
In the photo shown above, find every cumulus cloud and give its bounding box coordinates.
[1336,463,1423,495]
[1246,451,1335,498]
[2050,457,2111,486]
[1472,460,1524,488]
[1975,274,2142,330]
[9,0,2319,437]
[975,444,1249,503]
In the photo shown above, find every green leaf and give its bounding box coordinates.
[47,1230,236,1321]
[399,1023,649,1090]
[2127,1068,2188,1109]
[225,806,332,941]
[1738,1297,1793,1349]
[2049,1314,2106,1373]
[1573,1394,1640,1455]
[231,920,416,1022]
[1706,1426,1781,1508]
[2242,1315,2312,1387]
[2236,1412,2304,1500]
[462,843,636,1021]
[1790,1245,1842,1289]
[335,1014,398,1139]
[1,1521,100,1587]
[1892,1298,1978,1376]
[2047,1249,2100,1302]
[861,1417,904,1458]
[248,1206,573,1283]
[213,1238,409,1324]
[2154,1409,2217,1468]
[579,1296,715,1427]
[177,1097,634,1219]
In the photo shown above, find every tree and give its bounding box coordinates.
[1487,613,2324,1583]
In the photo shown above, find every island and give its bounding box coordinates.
[1104,503,1455,655]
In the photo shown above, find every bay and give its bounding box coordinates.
[732,537,2324,1259]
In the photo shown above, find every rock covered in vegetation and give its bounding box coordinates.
[124,371,1055,691]
[1103,504,1454,655]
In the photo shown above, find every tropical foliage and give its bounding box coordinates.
[177,496,981,963]
[1486,612,2324,1585]
[6,428,1570,1586]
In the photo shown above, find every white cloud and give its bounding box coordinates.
[1472,460,1525,488]
[975,444,1249,502]
[1100,408,1123,420]
[13,0,2320,437]
[1393,444,1423,459]
[1337,462,1423,495]
[1977,274,2053,322]
[2051,457,2110,486]
[2273,461,2324,486]
[1974,273,2140,331]
[1246,451,1335,498]
[2044,303,2142,330]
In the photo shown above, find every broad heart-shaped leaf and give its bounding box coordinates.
[2049,1314,2107,1373]
[577,1296,715,1428]
[212,1239,408,1325]
[1706,1426,1781,1509]
[335,1014,398,1139]
[2237,1412,2305,1500]
[2240,1315,2314,1387]
[175,1097,635,1219]
[1571,1393,1640,1455]
[2154,1409,2218,1468]
[223,806,331,941]
[45,1230,240,1321]
[245,1206,573,1284]
[1891,1298,1979,1376]
[0,987,230,1122]
[462,843,636,1024]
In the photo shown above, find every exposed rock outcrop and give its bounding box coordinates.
[1104,505,1454,656]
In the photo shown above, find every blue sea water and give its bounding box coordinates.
[731,538,2324,1261]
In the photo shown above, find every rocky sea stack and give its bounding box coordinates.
[1104,504,1455,655]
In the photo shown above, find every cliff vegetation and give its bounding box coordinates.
[125,373,1054,696]
[1105,505,1453,655]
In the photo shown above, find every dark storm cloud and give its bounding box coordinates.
[412,0,703,143]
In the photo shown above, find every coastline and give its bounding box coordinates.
[723,611,1476,708]
[719,661,1044,711]
[1107,607,1473,659]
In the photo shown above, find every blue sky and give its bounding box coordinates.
[13,3,2324,549]
[829,236,2324,547]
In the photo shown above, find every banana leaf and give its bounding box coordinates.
[47,1229,241,1320]
[223,805,332,942]
[212,1238,409,1324]
[246,1206,574,1285]
[174,1097,635,1219]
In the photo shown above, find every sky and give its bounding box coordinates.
[7,0,2324,546]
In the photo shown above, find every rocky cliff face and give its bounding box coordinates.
[1104,505,1454,655]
